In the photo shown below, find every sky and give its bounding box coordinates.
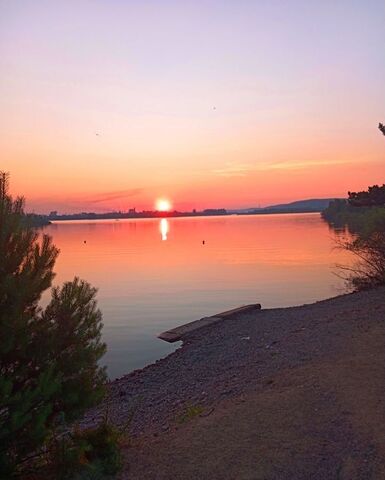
[1,0,384,213]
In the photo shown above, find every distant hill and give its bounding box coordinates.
[232,198,343,214]
[264,198,341,212]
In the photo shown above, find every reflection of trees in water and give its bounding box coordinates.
[322,199,385,233]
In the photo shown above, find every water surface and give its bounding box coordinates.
[46,213,351,379]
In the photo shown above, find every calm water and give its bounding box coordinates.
[45,213,350,379]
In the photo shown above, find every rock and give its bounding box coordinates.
[200,407,214,417]
[221,389,233,396]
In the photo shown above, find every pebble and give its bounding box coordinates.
[78,287,385,439]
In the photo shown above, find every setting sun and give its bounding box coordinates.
[155,198,172,212]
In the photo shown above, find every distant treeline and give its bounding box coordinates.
[347,184,385,207]
[47,209,228,221]
[322,200,385,234]
[23,213,51,227]
[322,186,385,291]
[322,185,385,234]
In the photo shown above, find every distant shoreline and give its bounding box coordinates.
[47,209,324,223]
[39,197,338,222]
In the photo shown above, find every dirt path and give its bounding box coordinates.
[83,287,385,479]
[122,320,385,479]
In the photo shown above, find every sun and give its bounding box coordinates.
[155,198,172,212]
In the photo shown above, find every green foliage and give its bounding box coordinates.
[177,404,204,423]
[0,173,60,476]
[0,172,107,477]
[42,279,107,421]
[323,181,385,291]
[48,421,122,480]
[348,184,385,207]
[23,213,51,228]
[322,199,385,235]
[321,199,349,227]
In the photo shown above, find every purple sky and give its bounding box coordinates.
[1,0,384,212]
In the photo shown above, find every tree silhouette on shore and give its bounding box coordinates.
[0,172,107,477]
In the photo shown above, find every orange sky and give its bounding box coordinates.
[1,1,384,213]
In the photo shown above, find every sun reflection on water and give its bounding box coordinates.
[160,218,169,241]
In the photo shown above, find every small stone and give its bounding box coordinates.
[200,407,214,417]
[221,389,233,396]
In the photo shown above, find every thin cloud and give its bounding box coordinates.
[84,188,143,204]
[213,163,252,177]
[26,188,144,213]
[212,159,352,177]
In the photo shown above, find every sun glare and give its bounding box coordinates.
[156,198,172,212]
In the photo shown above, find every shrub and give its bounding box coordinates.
[47,421,123,480]
[0,172,107,477]
[337,230,385,291]
[177,404,204,423]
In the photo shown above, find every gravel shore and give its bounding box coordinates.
[82,286,385,440]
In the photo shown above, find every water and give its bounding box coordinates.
[45,213,351,379]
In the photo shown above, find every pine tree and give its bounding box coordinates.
[42,278,107,420]
[0,172,107,477]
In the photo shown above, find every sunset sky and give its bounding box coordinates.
[1,0,384,213]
